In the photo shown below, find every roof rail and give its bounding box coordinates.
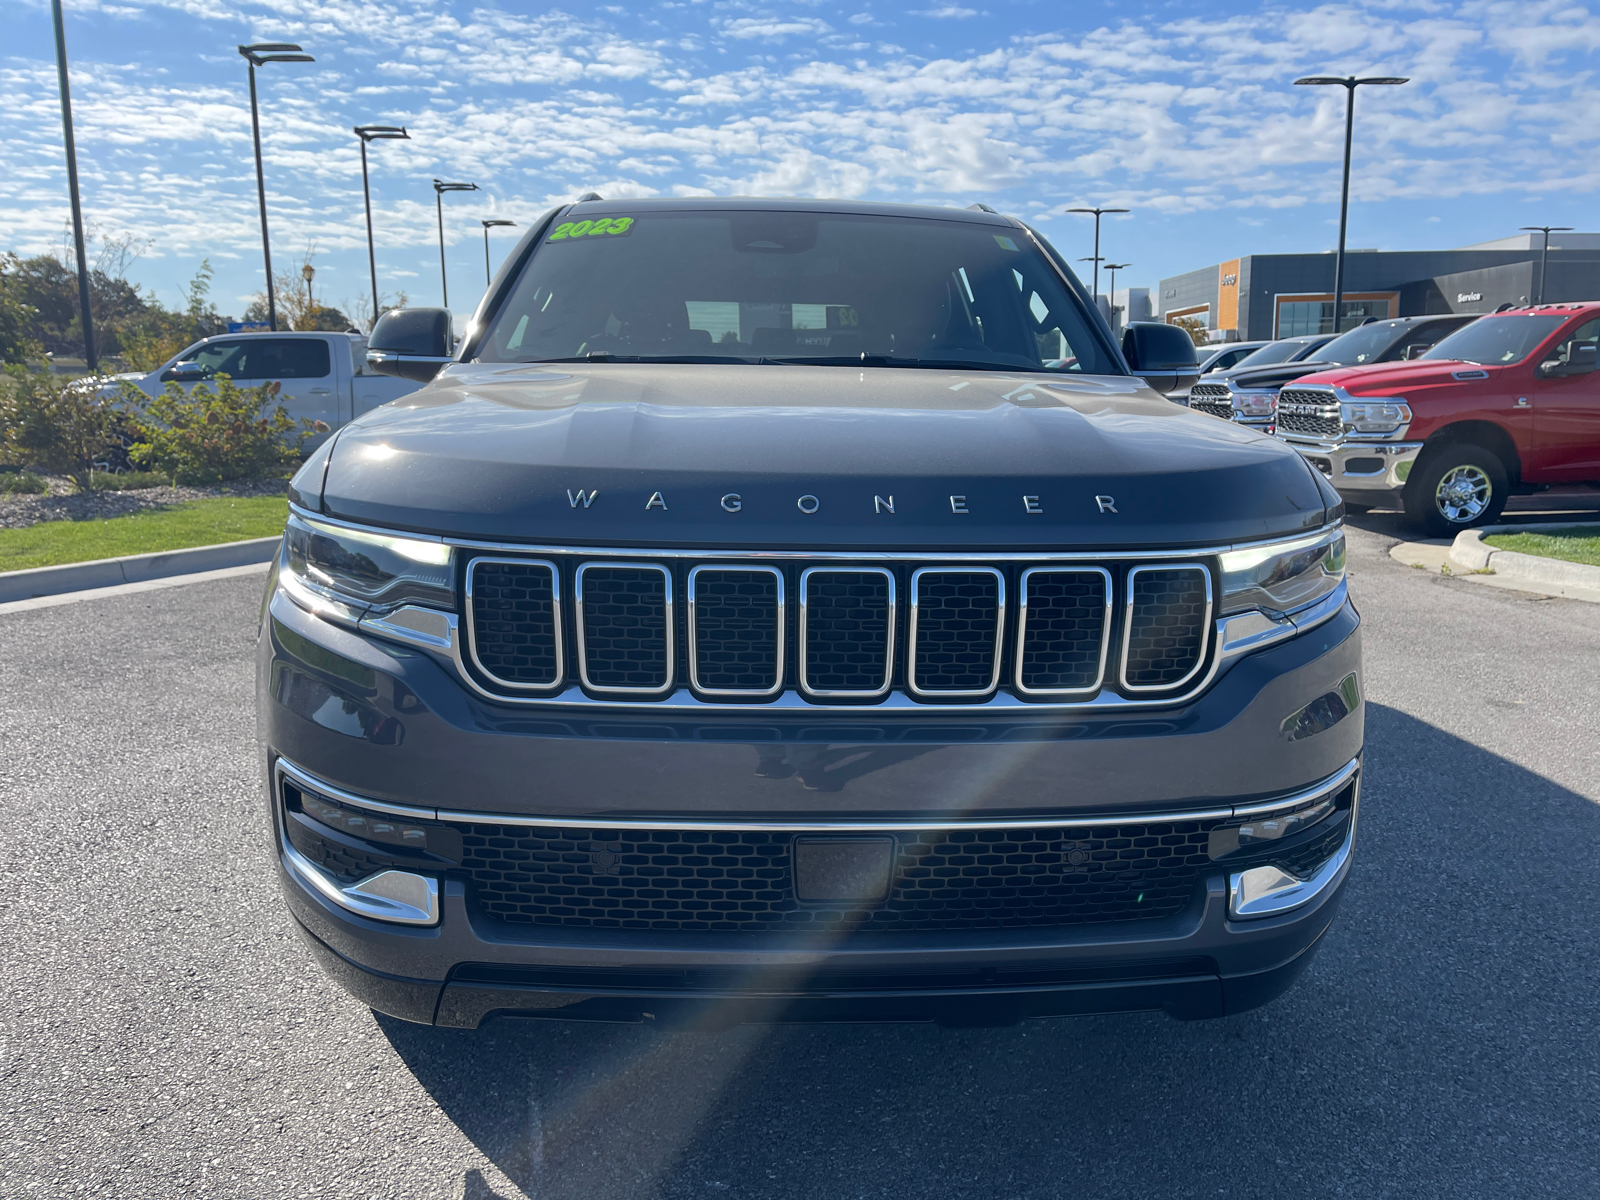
[967,202,997,213]
[575,191,604,202]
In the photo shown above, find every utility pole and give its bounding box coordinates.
[1066,206,1128,307]
[1521,226,1572,305]
[354,125,410,329]
[239,42,315,332]
[433,180,480,308]
[51,0,95,371]
[1295,75,1408,333]
[1104,263,1132,329]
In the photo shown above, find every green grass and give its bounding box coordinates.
[1483,526,1600,568]
[0,495,287,573]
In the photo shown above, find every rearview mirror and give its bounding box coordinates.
[1122,322,1201,395]
[366,307,453,382]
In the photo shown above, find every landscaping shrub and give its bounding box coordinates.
[123,375,302,486]
[0,366,126,490]
[1,469,48,495]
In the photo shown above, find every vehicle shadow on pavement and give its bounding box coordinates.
[379,701,1600,1200]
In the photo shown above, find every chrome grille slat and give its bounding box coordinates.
[465,558,563,690]
[1015,568,1112,696]
[799,567,895,698]
[1121,565,1212,692]
[1277,387,1344,440]
[908,568,1004,697]
[687,566,784,697]
[575,563,674,695]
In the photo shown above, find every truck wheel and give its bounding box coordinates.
[1403,445,1508,538]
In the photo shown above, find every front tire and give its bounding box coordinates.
[1403,444,1508,538]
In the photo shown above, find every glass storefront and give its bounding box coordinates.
[1277,298,1392,337]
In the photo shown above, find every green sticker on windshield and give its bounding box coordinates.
[547,216,635,242]
[993,235,1018,251]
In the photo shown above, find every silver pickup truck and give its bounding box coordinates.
[113,330,424,431]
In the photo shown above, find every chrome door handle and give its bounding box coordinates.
[309,387,332,395]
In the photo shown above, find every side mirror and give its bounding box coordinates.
[366,307,453,382]
[160,361,207,383]
[1122,322,1200,395]
[1539,345,1597,378]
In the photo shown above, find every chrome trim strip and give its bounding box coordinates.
[907,566,1005,698]
[574,562,675,695]
[287,502,1341,563]
[276,757,439,820]
[1013,566,1113,697]
[463,557,564,691]
[798,567,896,699]
[281,838,440,926]
[687,565,786,697]
[1120,564,1214,693]
[272,755,1359,834]
[1229,774,1360,919]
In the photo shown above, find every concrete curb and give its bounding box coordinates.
[0,536,281,603]
[1449,522,1600,589]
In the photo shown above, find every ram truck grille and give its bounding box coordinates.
[1186,383,1234,421]
[1276,388,1345,440]
[464,553,1215,705]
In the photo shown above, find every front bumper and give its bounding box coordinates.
[258,580,1364,1028]
[1282,437,1423,496]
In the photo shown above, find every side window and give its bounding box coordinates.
[1544,319,1600,375]
[256,338,332,379]
[183,340,250,378]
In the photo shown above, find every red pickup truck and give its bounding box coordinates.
[1275,303,1600,535]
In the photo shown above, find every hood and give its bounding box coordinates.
[315,363,1332,549]
[1290,359,1498,395]
[1224,360,1340,390]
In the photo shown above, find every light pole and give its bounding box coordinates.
[433,180,479,308]
[354,125,409,329]
[1521,226,1572,305]
[51,0,95,371]
[1104,263,1131,328]
[1294,74,1408,334]
[301,262,315,324]
[481,219,517,286]
[1066,206,1128,305]
[239,42,315,333]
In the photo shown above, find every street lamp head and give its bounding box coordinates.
[1078,255,1103,263]
[1357,77,1410,85]
[301,263,315,282]
[354,124,410,142]
[1521,225,1574,232]
[434,180,480,195]
[239,44,314,67]
[1066,207,1129,215]
[1295,75,1408,87]
[482,219,517,229]
[1104,262,1132,270]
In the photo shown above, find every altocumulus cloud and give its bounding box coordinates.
[3,0,1598,306]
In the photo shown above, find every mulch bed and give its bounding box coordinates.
[0,476,289,531]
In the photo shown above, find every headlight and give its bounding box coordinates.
[283,513,455,618]
[1340,399,1411,434]
[1218,526,1345,618]
[1231,389,1277,418]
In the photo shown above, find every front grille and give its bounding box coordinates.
[1123,567,1211,690]
[909,569,1002,695]
[1277,388,1344,440]
[461,553,1219,705]
[800,569,894,696]
[459,816,1225,932]
[576,565,673,693]
[1187,383,1234,421]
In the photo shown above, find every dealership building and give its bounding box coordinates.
[1157,231,1600,342]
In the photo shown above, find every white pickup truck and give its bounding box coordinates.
[113,331,425,432]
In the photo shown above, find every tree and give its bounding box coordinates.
[1169,315,1209,346]
[0,367,127,489]
[0,254,43,365]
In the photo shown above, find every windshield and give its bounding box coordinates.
[1234,340,1311,368]
[1317,322,1403,366]
[1421,315,1567,365]
[477,210,1117,374]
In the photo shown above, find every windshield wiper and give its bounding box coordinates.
[758,355,1052,374]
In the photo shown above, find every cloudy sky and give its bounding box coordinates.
[5,0,1599,321]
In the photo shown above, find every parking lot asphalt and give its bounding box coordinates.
[2,520,1598,1200]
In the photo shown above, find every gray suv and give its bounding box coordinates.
[258,198,1361,1029]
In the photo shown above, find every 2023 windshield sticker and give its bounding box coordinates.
[546,217,636,242]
